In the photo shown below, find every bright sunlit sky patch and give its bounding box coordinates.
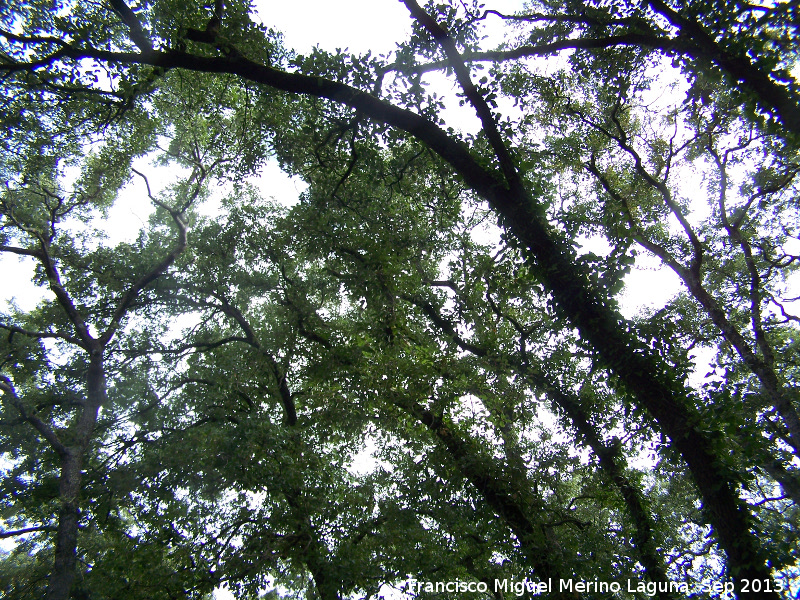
[254,0,412,56]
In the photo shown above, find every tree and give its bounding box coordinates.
[0,67,264,598]
[1,0,798,599]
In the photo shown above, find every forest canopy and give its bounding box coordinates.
[1,0,799,599]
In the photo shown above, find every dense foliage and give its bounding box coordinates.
[1,1,799,599]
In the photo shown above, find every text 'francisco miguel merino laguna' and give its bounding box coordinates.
[406,577,741,597]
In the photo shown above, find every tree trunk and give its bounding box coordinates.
[46,452,83,600]
[46,351,106,600]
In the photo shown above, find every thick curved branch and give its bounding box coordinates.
[645,0,800,135]
[0,28,71,49]
[107,0,153,52]
[2,204,93,349]
[402,0,523,194]
[0,244,44,259]
[391,392,571,590]
[38,242,94,350]
[398,33,679,75]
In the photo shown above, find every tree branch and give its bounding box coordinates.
[0,375,70,458]
[98,169,194,347]
[107,0,153,53]
[0,525,57,539]
[402,0,524,195]
[0,245,44,259]
[645,0,800,135]
[1,323,82,346]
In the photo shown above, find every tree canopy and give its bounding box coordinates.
[1,1,799,599]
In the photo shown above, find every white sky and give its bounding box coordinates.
[253,0,412,56]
